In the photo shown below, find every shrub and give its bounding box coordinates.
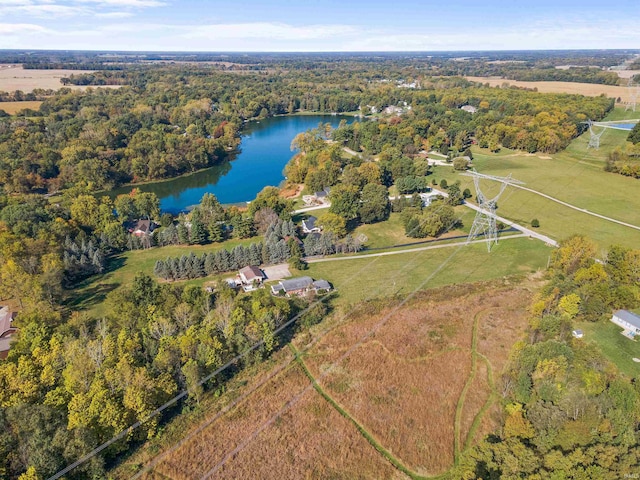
[531,218,540,228]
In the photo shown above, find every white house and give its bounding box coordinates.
[302,216,322,234]
[611,310,640,339]
[460,105,477,114]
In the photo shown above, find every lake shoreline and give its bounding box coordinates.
[104,113,357,214]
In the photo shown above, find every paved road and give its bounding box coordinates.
[306,234,527,263]
[293,204,330,214]
[295,187,559,247]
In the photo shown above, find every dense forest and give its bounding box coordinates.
[454,236,640,479]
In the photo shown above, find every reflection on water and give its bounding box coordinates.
[109,114,356,214]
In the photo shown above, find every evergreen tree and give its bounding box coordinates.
[177,223,190,245]
[249,242,262,266]
[208,222,224,243]
[204,253,217,275]
[189,209,208,244]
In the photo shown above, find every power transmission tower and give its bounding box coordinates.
[462,170,524,252]
[625,78,638,112]
[585,120,605,149]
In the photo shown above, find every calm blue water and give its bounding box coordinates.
[110,115,355,214]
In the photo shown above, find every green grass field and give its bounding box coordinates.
[305,237,551,305]
[430,109,640,249]
[67,237,258,317]
[576,319,640,378]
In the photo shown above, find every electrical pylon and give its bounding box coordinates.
[585,120,605,149]
[462,170,525,252]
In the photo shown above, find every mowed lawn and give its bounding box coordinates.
[351,207,477,249]
[430,112,640,249]
[576,319,640,378]
[67,237,258,317]
[306,237,551,305]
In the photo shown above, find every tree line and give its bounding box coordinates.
[454,236,640,478]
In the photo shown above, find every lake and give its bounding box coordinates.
[111,114,356,214]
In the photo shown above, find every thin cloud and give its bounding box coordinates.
[0,22,50,34]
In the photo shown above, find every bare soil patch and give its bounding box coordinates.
[280,183,303,199]
[466,76,635,102]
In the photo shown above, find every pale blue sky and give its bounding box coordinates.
[0,0,639,51]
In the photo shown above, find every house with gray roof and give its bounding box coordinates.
[611,310,640,339]
[271,276,332,297]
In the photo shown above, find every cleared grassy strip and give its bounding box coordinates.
[576,320,640,378]
[290,344,440,480]
[453,309,482,462]
[432,160,640,249]
[306,237,551,305]
[463,353,497,452]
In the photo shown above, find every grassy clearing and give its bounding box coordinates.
[139,351,404,479]
[306,236,551,306]
[0,100,43,114]
[428,116,640,249]
[576,319,640,378]
[67,237,258,317]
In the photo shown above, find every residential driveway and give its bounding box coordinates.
[262,264,291,281]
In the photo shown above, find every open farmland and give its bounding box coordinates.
[0,100,43,114]
[0,65,121,93]
[466,76,635,102]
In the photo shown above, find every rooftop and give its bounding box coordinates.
[0,306,12,336]
[614,310,640,329]
[239,265,264,281]
[303,216,317,230]
[280,276,313,292]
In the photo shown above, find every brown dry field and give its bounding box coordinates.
[466,76,635,102]
[0,100,43,114]
[129,278,536,479]
[0,65,121,93]
[298,280,537,476]
[144,351,406,480]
